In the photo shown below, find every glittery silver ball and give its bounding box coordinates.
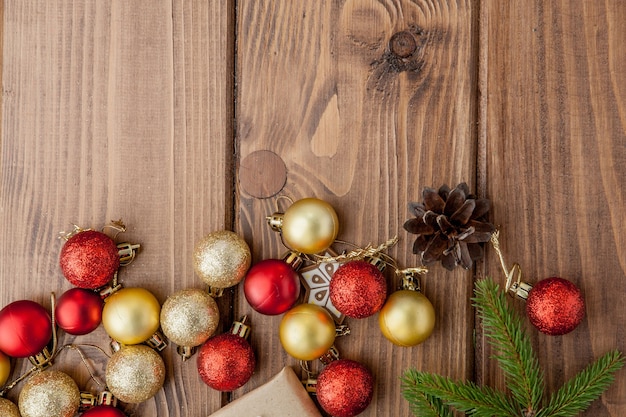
[106,345,165,403]
[18,370,80,417]
[193,230,251,288]
[160,288,219,347]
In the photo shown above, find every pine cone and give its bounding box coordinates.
[403,183,495,270]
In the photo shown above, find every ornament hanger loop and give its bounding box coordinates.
[102,219,127,239]
[490,230,523,292]
[58,224,89,241]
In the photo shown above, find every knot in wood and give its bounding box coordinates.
[389,31,417,58]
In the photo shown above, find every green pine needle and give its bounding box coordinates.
[537,350,625,417]
[473,278,544,413]
[402,369,519,417]
[401,277,624,417]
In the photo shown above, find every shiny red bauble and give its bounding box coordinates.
[0,300,52,357]
[60,230,120,289]
[244,259,301,315]
[317,359,374,417]
[526,277,585,335]
[197,333,255,391]
[81,405,126,417]
[55,288,104,335]
[329,260,387,318]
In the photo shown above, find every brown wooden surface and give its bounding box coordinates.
[0,1,623,416]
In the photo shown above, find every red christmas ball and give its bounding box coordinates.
[60,230,120,289]
[81,405,126,417]
[329,260,387,318]
[197,333,255,391]
[317,359,374,417]
[55,288,103,335]
[526,277,585,335]
[244,259,301,315]
[0,300,52,358]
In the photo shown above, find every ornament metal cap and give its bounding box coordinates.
[98,391,118,407]
[319,345,340,365]
[80,392,97,411]
[267,213,284,231]
[281,251,304,271]
[177,345,196,361]
[365,255,386,272]
[230,315,251,340]
[28,347,53,370]
[117,242,141,266]
[144,331,168,351]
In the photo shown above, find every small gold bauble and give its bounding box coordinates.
[193,230,251,288]
[0,398,20,417]
[106,345,166,403]
[378,290,435,347]
[102,287,161,345]
[0,350,10,387]
[160,288,219,347]
[18,370,80,417]
[281,198,339,254]
[279,304,336,360]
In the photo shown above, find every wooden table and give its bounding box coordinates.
[1,1,624,416]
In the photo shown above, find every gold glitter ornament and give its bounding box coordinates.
[106,344,166,403]
[18,370,80,417]
[102,287,161,345]
[0,350,10,387]
[0,398,20,417]
[160,288,219,349]
[193,230,251,289]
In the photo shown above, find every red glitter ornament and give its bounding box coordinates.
[526,277,585,335]
[55,288,104,335]
[81,405,126,417]
[197,333,255,391]
[0,300,52,358]
[317,359,374,417]
[244,258,301,315]
[60,230,120,289]
[329,260,387,318]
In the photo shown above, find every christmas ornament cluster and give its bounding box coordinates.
[0,184,589,417]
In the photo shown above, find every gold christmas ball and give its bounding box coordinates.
[379,290,435,347]
[106,345,165,403]
[0,350,10,387]
[279,304,336,360]
[0,398,20,417]
[18,370,80,417]
[193,230,251,288]
[281,198,339,254]
[160,288,219,347]
[102,287,161,345]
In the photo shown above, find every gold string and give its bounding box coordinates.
[490,230,522,292]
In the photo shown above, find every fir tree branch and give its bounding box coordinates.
[473,278,544,414]
[402,369,454,417]
[536,350,625,417]
[402,369,520,417]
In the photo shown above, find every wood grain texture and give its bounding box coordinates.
[235,1,477,416]
[482,1,626,415]
[0,1,234,416]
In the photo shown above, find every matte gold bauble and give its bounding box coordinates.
[106,345,166,403]
[102,287,161,345]
[378,290,435,347]
[193,230,251,288]
[160,288,219,347]
[279,304,336,360]
[0,398,20,417]
[280,198,339,254]
[0,350,10,386]
[18,370,80,417]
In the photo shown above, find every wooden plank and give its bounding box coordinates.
[482,1,626,415]
[235,1,478,416]
[0,1,233,415]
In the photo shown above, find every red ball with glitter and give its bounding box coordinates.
[60,230,120,289]
[317,359,374,417]
[0,300,52,358]
[329,260,387,318]
[55,288,104,335]
[81,405,126,417]
[526,277,585,335]
[244,259,301,315]
[197,333,255,391]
